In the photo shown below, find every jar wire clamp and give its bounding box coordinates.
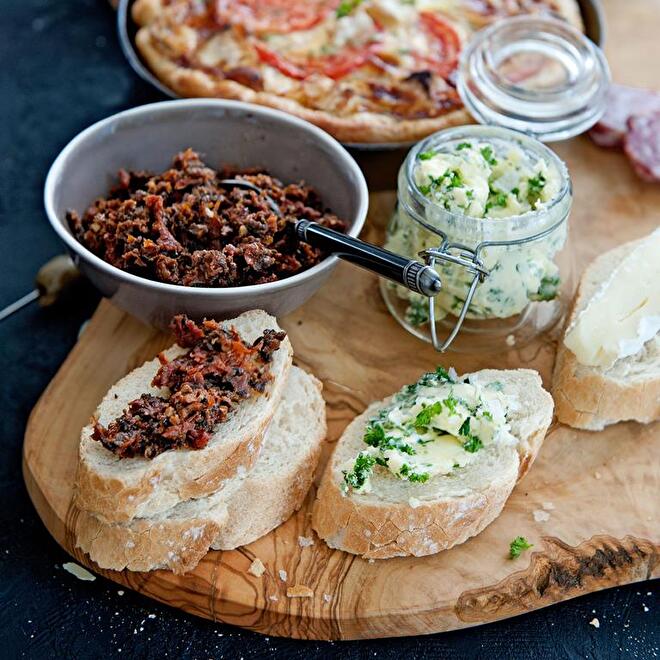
[405,195,568,352]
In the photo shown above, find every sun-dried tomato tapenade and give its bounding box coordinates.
[67,149,346,287]
[92,315,286,459]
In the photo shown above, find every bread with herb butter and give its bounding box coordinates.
[312,368,553,560]
[75,309,293,524]
[553,232,660,430]
[74,366,326,574]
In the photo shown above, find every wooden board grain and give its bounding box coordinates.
[23,187,659,640]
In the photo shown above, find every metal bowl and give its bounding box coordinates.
[44,99,368,327]
[116,0,605,153]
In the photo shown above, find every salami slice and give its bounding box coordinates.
[588,84,660,148]
[624,111,660,182]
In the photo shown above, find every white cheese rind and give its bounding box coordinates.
[564,229,660,368]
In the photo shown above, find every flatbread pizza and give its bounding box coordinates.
[133,0,583,143]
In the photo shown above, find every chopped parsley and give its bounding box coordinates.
[458,418,483,453]
[485,186,508,213]
[418,150,437,161]
[342,452,376,491]
[442,394,459,416]
[406,298,430,326]
[435,366,454,382]
[399,463,430,483]
[414,401,443,431]
[509,536,533,559]
[480,145,498,166]
[364,423,415,454]
[419,169,464,198]
[364,423,387,448]
[527,172,547,207]
[336,0,363,18]
[456,142,472,150]
[531,274,560,301]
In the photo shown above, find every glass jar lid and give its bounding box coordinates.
[457,16,611,142]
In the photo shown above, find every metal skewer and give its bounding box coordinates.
[0,255,81,322]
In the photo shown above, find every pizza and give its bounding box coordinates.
[132,0,583,144]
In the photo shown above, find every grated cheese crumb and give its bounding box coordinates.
[248,558,266,577]
[287,585,314,598]
[533,509,550,523]
[589,618,600,628]
[323,593,332,603]
[298,536,314,548]
[278,569,288,582]
[63,562,96,582]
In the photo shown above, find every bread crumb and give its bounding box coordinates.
[505,334,516,347]
[298,536,314,548]
[147,614,156,619]
[323,593,332,603]
[594,471,602,479]
[589,618,600,628]
[542,502,555,511]
[117,590,125,596]
[278,569,288,582]
[533,509,550,523]
[248,558,266,577]
[643,604,649,612]
[287,585,313,598]
[63,562,96,582]
[368,559,375,564]
[268,595,279,602]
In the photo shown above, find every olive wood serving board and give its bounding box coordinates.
[23,0,660,638]
[24,187,659,640]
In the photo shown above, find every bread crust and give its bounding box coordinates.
[552,240,660,430]
[74,309,293,523]
[74,425,265,523]
[134,29,471,144]
[312,370,552,559]
[131,0,581,145]
[74,368,326,574]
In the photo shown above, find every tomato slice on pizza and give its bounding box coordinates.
[214,0,337,35]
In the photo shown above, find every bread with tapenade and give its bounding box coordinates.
[312,368,553,559]
[75,309,293,524]
[74,366,325,574]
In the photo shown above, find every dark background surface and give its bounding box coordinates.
[0,1,657,658]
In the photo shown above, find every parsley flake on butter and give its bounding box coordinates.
[509,536,533,559]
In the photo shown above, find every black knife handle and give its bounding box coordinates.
[296,220,441,297]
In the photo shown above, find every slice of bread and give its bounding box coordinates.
[75,310,293,524]
[553,240,660,430]
[312,369,553,560]
[74,366,326,574]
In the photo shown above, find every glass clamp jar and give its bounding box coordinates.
[381,16,610,353]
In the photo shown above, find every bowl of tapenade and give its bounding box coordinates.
[45,99,368,326]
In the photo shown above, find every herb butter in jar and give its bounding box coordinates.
[382,125,573,352]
